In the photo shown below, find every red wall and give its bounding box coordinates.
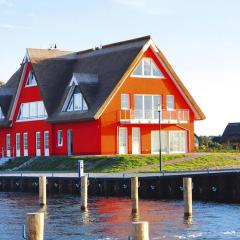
[100,47,195,154]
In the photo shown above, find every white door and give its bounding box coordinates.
[16,133,20,157]
[169,131,187,153]
[44,131,49,156]
[151,131,169,154]
[6,134,11,157]
[36,132,41,156]
[119,127,128,154]
[132,128,140,154]
[23,133,28,157]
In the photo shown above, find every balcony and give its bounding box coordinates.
[120,109,189,124]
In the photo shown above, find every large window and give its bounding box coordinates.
[26,71,37,87]
[134,95,161,119]
[121,94,130,110]
[66,87,88,112]
[132,57,164,78]
[57,130,63,146]
[17,101,47,121]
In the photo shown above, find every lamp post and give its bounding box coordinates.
[158,105,162,172]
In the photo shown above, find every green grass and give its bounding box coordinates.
[150,153,240,172]
[0,154,186,172]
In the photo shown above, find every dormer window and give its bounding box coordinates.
[0,107,5,120]
[132,57,164,78]
[64,87,88,112]
[26,71,37,87]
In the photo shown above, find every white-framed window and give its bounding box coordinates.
[65,87,88,112]
[0,107,4,120]
[121,94,130,110]
[167,95,174,110]
[6,134,10,151]
[26,71,37,87]
[132,57,164,78]
[44,131,49,149]
[36,132,41,150]
[23,133,28,150]
[17,101,47,121]
[134,94,161,119]
[57,130,63,146]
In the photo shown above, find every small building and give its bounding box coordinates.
[0,35,205,157]
[221,123,240,150]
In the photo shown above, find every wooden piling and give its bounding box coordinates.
[81,176,88,211]
[183,177,192,217]
[131,176,139,213]
[39,176,46,206]
[26,212,44,240]
[132,221,149,240]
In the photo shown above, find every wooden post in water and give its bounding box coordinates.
[26,212,44,240]
[131,176,139,214]
[132,221,149,240]
[183,177,192,217]
[39,176,46,206]
[81,176,88,211]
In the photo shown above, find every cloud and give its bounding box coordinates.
[0,0,14,7]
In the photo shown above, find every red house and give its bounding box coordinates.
[0,36,205,157]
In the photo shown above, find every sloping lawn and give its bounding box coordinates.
[0,154,186,172]
[150,153,240,172]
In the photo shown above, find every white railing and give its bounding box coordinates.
[120,109,189,124]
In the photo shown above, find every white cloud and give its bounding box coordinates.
[0,0,14,7]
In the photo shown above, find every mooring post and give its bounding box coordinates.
[26,212,44,240]
[132,221,149,240]
[39,176,46,206]
[131,176,139,214]
[81,175,88,211]
[183,177,192,217]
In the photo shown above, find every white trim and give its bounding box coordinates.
[6,134,11,157]
[132,127,141,154]
[44,131,49,156]
[131,75,165,79]
[121,94,130,110]
[166,95,175,110]
[35,132,41,156]
[57,130,63,147]
[118,127,128,154]
[23,132,28,156]
[16,133,20,157]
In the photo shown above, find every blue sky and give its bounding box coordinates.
[0,0,239,136]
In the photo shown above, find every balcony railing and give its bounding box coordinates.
[120,109,189,124]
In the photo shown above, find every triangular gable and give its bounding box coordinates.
[94,38,205,120]
[62,85,88,112]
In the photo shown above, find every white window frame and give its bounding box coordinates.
[16,133,20,157]
[134,94,162,119]
[25,71,37,87]
[23,132,28,156]
[17,101,47,122]
[166,95,175,111]
[6,134,11,157]
[131,57,165,79]
[121,94,130,110]
[57,130,63,147]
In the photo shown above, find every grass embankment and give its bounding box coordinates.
[0,154,186,172]
[2,153,240,173]
[150,153,240,171]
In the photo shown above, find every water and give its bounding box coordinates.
[0,193,240,239]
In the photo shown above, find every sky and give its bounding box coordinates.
[0,0,239,136]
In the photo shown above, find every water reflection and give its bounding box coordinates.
[0,193,240,239]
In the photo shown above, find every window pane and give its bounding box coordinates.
[151,60,163,77]
[22,104,29,119]
[58,130,63,146]
[167,96,174,110]
[135,95,143,119]
[38,102,45,117]
[144,95,152,119]
[30,102,37,118]
[132,62,142,75]
[153,95,161,119]
[121,94,129,109]
[143,58,151,76]
[74,93,82,110]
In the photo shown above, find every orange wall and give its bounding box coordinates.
[100,47,195,154]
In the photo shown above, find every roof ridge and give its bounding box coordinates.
[76,35,151,55]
